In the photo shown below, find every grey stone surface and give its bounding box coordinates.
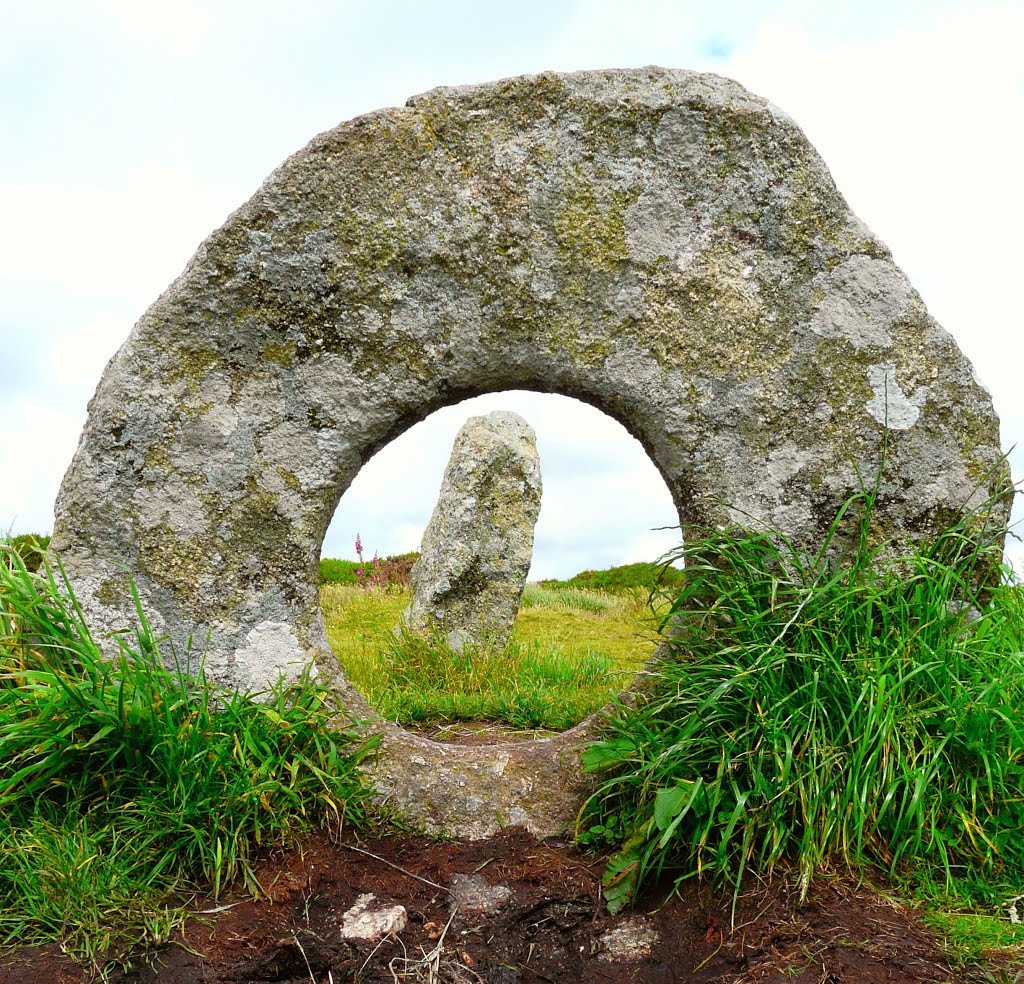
[51,67,1010,838]
[448,872,513,916]
[402,411,541,652]
[596,919,660,961]
[339,893,408,940]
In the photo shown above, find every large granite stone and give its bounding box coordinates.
[402,411,541,651]
[50,67,1010,838]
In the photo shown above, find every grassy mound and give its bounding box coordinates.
[540,560,683,595]
[319,550,419,588]
[579,486,1024,914]
[0,547,376,968]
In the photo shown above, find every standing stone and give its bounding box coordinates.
[402,411,542,651]
[48,67,1011,840]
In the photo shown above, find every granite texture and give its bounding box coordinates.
[402,410,541,651]
[51,67,1009,837]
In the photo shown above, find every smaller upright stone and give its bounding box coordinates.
[402,411,542,651]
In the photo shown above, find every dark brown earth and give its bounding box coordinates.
[0,828,986,983]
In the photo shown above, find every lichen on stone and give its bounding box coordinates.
[50,67,1010,839]
[403,411,542,652]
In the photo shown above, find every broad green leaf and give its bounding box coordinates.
[601,828,648,914]
[581,737,634,772]
[653,781,692,831]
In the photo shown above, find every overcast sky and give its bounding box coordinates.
[2,0,1021,579]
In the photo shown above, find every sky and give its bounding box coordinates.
[1,0,1021,580]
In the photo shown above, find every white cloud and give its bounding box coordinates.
[96,0,212,54]
[47,315,131,391]
[545,0,705,67]
[2,0,1021,581]
[0,163,240,307]
[0,396,84,536]
[620,529,682,567]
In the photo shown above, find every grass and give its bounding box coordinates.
[320,582,664,731]
[578,482,1024,919]
[520,582,633,612]
[372,630,619,730]
[11,503,1024,977]
[0,546,376,970]
[539,560,684,595]
[920,909,1024,979]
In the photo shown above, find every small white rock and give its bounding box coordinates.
[596,918,659,961]
[340,893,408,940]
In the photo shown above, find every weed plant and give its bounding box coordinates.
[0,547,375,966]
[1,532,50,573]
[579,486,1024,914]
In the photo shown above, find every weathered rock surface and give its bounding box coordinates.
[402,411,541,651]
[339,893,408,940]
[50,67,1010,838]
[596,919,660,961]
[449,872,514,916]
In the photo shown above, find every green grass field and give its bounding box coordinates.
[321,581,666,731]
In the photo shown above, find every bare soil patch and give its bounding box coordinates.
[0,828,969,983]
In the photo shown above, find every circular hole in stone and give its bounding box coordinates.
[319,390,681,744]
